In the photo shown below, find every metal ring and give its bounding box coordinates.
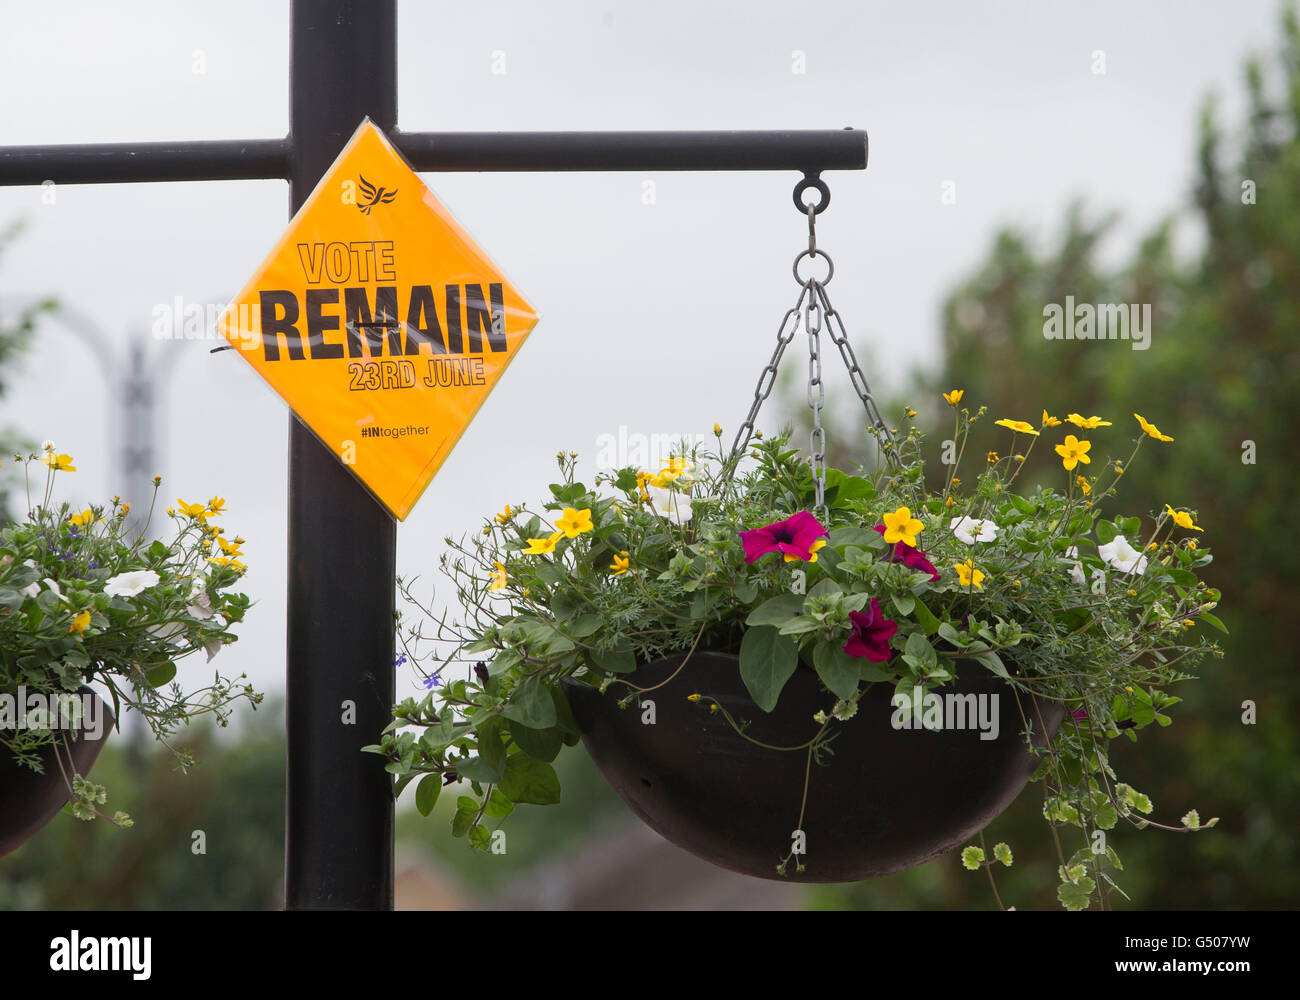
[793,174,830,215]
[793,249,834,285]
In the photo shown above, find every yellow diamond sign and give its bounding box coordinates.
[218,119,539,520]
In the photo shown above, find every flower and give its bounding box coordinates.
[1041,410,1061,427]
[187,591,215,620]
[1098,535,1148,575]
[1066,413,1112,429]
[524,533,562,555]
[843,597,898,662]
[494,504,513,524]
[69,609,92,635]
[950,516,999,544]
[905,407,917,418]
[488,561,508,592]
[216,536,243,557]
[713,422,722,435]
[872,525,941,581]
[41,440,56,452]
[987,451,999,463]
[1076,476,1091,495]
[422,674,442,690]
[740,510,828,564]
[610,551,630,576]
[953,559,986,590]
[647,485,693,524]
[104,569,161,597]
[994,418,1039,436]
[942,389,964,406]
[650,456,691,487]
[1134,412,1174,442]
[177,499,209,522]
[555,507,594,538]
[40,452,76,472]
[207,497,227,516]
[1054,434,1091,471]
[881,506,924,547]
[1164,504,1203,532]
[67,508,96,528]
[208,556,247,571]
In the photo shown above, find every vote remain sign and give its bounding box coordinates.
[218,119,539,519]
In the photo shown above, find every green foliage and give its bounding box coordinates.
[0,457,260,826]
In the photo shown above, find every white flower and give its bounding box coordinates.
[1065,546,1087,586]
[950,516,999,544]
[104,569,161,597]
[41,440,55,453]
[148,622,186,643]
[187,592,215,620]
[205,637,223,662]
[647,485,693,525]
[1097,535,1148,575]
[1090,567,1107,593]
[18,582,39,598]
[42,578,67,601]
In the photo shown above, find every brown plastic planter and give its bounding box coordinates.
[564,651,1062,882]
[0,687,113,857]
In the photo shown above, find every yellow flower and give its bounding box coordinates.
[524,532,562,555]
[120,503,131,515]
[1041,410,1062,427]
[207,497,227,516]
[951,477,961,486]
[69,610,92,635]
[785,539,828,564]
[953,560,985,590]
[881,507,924,547]
[713,422,722,436]
[1054,435,1091,471]
[216,536,243,557]
[610,551,630,576]
[1066,413,1112,429]
[1076,476,1091,495]
[67,508,96,528]
[208,556,247,571]
[556,507,594,538]
[687,693,703,703]
[987,451,999,464]
[494,505,513,524]
[942,389,964,407]
[40,452,76,472]
[165,506,177,517]
[650,456,691,487]
[994,418,1040,436]
[945,495,956,507]
[1164,504,1204,532]
[177,499,209,523]
[1134,412,1174,442]
[905,407,917,418]
[488,561,508,592]
[1187,539,1197,550]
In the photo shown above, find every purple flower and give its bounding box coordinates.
[394,653,408,668]
[843,597,898,663]
[422,674,441,690]
[740,511,828,564]
[872,524,941,582]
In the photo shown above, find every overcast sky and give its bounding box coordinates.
[0,0,1282,708]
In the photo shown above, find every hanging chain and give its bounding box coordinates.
[725,175,898,497]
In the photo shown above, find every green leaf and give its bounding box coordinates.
[501,678,557,729]
[455,754,503,784]
[1057,877,1096,911]
[477,717,508,778]
[975,649,1009,679]
[500,753,561,805]
[902,632,936,671]
[911,597,940,635]
[511,722,562,763]
[892,593,915,616]
[415,774,442,817]
[777,616,822,636]
[144,662,177,687]
[1095,520,1118,545]
[993,842,1013,867]
[1095,801,1118,830]
[483,787,515,819]
[451,796,478,838]
[1181,809,1201,830]
[1197,612,1229,634]
[590,646,636,674]
[738,626,798,713]
[566,614,603,638]
[745,594,805,627]
[960,846,985,870]
[813,643,860,701]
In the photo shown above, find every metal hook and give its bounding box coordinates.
[792,172,830,216]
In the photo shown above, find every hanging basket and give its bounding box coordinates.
[0,687,114,857]
[563,652,1063,882]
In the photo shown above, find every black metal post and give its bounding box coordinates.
[283,0,397,910]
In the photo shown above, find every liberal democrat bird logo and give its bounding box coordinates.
[357,174,397,215]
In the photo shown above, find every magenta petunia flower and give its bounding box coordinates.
[843,597,898,662]
[740,510,828,564]
[873,524,941,581]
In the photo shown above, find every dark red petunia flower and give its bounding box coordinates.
[740,510,828,564]
[873,524,941,581]
[843,597,898,662]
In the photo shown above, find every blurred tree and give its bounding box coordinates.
[798,5,1300,909]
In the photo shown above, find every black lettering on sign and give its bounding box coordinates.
[444,285,463,355]
[344,287,402,358]
[404,285,445,356]
[260,290,304,361]
[305,289,344,359]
